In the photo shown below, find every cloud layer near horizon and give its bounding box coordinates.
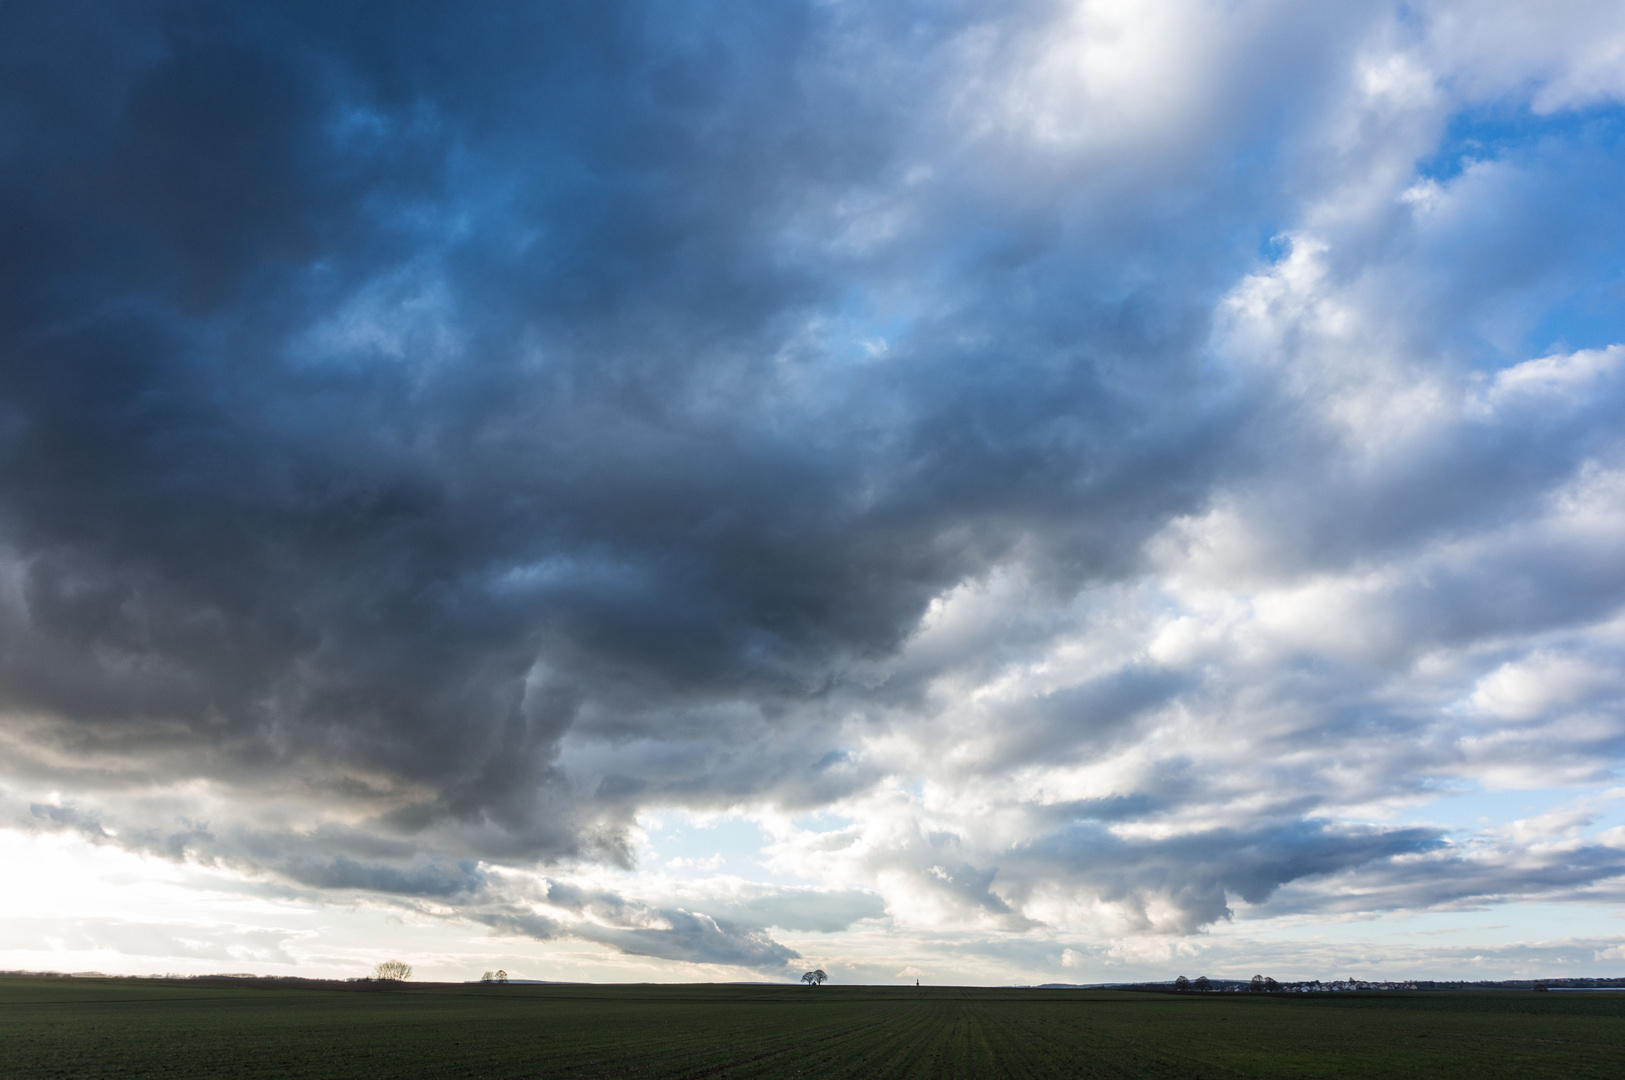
[4,0,1625,975]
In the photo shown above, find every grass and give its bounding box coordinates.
[2,977,1623,1078]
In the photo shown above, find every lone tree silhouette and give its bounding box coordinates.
[801,969,827,986]
[1193,976,1211,991]
[1174,976,1190,990]
[1250,974,1264,992]
[374,960,412,982]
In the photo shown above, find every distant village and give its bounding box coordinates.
[1128,975,1625,993]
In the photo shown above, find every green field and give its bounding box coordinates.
[3,977,1622,1078]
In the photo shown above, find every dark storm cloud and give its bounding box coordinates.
[0,0,1256,861]
[0,0,881,853]
[27,797,490,896]
[1007,819,1446,932]
[1263,833,1625,917]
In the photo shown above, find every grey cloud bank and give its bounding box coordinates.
[4,0,1625,976]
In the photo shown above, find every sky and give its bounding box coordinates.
[3,0,1625,987]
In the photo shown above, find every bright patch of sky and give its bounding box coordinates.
[638,813,777,883]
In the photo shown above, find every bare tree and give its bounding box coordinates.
[495,969,508,984]
[801,969,827,986]
[374,960,412,982]
[1174,976,1190,990]
[1263,977,1280,992]
[1193,976,1211,991]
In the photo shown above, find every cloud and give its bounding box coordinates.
[3,0,1625,975]
[475,908,799,973]
[460,872,846,972]
[0,917,301,966]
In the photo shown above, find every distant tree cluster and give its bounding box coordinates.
[801,969,827,986]
[1174,973,1285,992]
[373,960,412,982]
[480,969,509,984]
[1168,974,1430,993]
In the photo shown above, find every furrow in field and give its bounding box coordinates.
[508,1000,914,1080]
[972,1000,1055,1080]
[698,1001,930,1080]
[690,999,937,1080]
[803,1001,948,1080]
